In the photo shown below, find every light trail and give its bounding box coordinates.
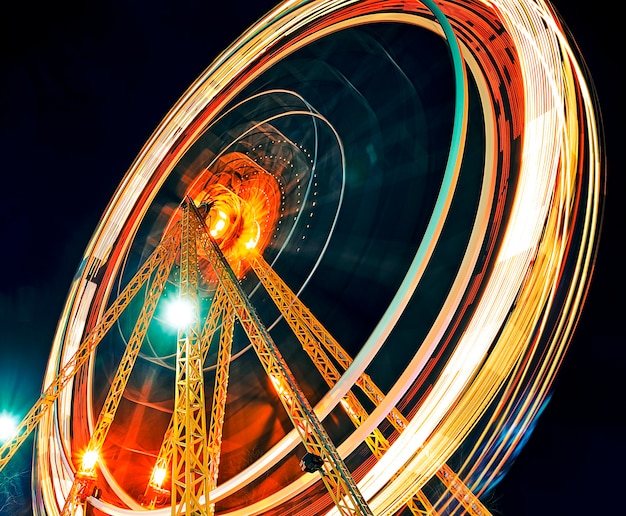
[20,1,603,515]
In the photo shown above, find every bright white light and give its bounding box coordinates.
[0,414,18,442]
[152,466,167,488]
[164,297,196,329]
[81,449,99,471]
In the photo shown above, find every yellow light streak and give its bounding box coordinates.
[29,0,603,514]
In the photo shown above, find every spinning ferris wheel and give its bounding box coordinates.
[0,1,604,515]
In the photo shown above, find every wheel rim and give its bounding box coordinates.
[33,1,603,515]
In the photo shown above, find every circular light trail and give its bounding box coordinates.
[22,1,603,515]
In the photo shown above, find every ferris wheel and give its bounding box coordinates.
[0,1,604,515]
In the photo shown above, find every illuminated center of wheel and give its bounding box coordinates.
[204,185,262,256]
[189,151,283,281]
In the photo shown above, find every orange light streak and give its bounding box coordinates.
[29,0,603,514]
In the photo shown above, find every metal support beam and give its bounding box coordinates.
[247,251,491,516]
[143,287,229,508]
[61,237,178,515]
[192,199,373,516]
[0,223,181,474]
[206,298,235,515]
[171,201,210,516]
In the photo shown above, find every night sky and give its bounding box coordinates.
[0,1,623,515]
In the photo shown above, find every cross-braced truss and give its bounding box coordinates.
[0,198,492,516]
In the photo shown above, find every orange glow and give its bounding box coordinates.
[202,182,264,260]
[150,465,168,489]
[164,151,283,283]
[209,210,229,239]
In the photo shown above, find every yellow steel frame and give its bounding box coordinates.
[0,223,181,474]
[192,200,373,516]
[58,472,97,516]
[144,286,229,506]
[1,197,490,516]
[171,200,210,515]
[246,251,388,456]
[246,251,491,516]
[207,298,235,514]
[61,235,179,515]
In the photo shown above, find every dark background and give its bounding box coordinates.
[0,1,622,515]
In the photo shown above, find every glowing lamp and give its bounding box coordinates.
[151,465,167,488]
[165,297,196,329]
[81,449,99,471]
